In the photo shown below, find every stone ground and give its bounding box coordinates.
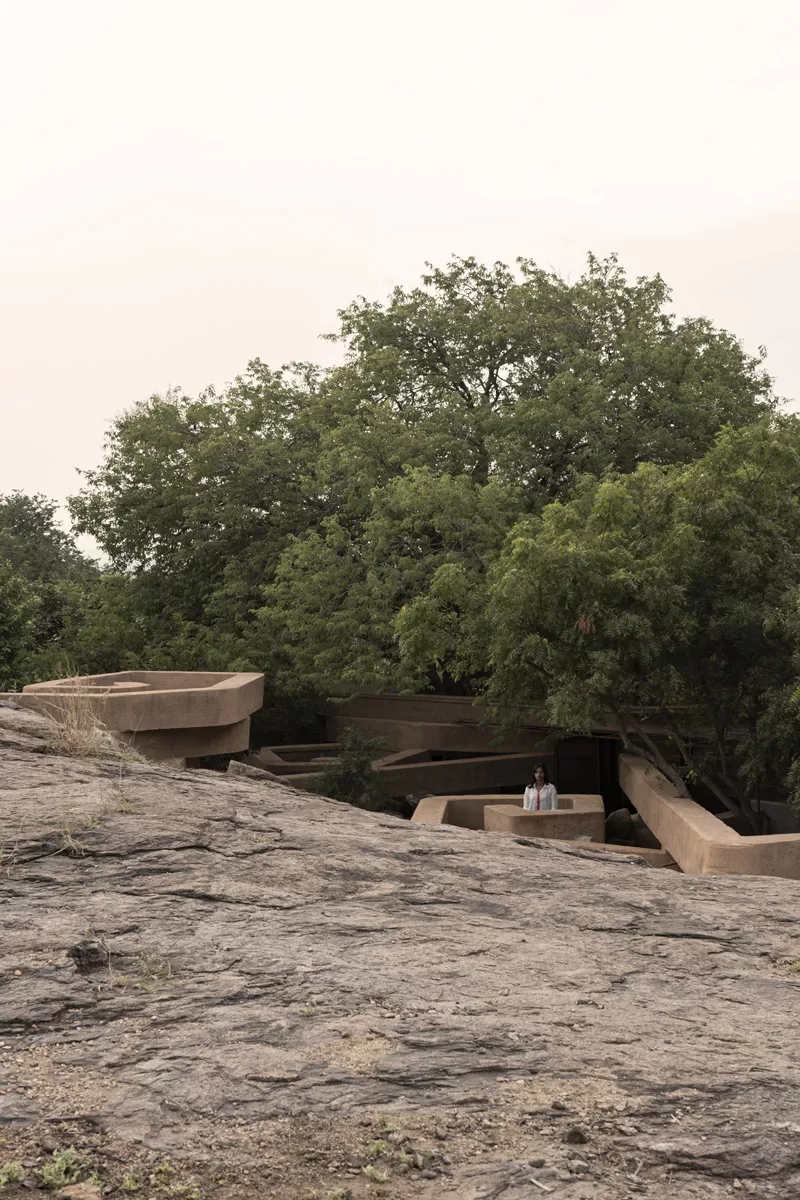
[2,703,800,1200]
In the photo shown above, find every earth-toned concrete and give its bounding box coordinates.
[1,671,264,762]
[412,793,604,838]
[2,703,800,1199]
[620,755,800,879]
[290,752,552,797]
[483,796,606,842]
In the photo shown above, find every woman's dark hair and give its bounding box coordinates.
[530,763,549,785]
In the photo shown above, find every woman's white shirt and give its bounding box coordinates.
[523,783,558,811]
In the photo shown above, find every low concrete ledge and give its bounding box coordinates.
[619,755,800,879]
[12,671,264,732]
[290,752,547,798]
[412,792,605,839]
[484,797,605,842]
[1,671,264,764]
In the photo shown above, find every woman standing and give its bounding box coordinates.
[523,763,558,811]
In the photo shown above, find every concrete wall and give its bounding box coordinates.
[291,752,547,797]
[411,792,604,837]
[619,755,800,879]
[326,713,551,754]
[10,671,264,732]
[1,671,264,764]
[327,693,675,738]
[483,797,605,842]
[120,718,252,761]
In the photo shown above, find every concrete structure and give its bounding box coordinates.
[483,796,605,841]
[326,693,622,805]
[244,744,341,776]
[2,671,264,762]
[619,755,800,879]
[288,751,547,798]
[327,692,676,742]
[411,792,604,839]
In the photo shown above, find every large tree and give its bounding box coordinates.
[68,254,777,701]
[0,493,98,682]
[260,254,775,695]
[483,419,800,828]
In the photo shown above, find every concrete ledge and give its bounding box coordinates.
[120,718,252,762]
[1,672,264,764]
[619,755,800,879]
[326,715,551,754]
[291,752,548,797]
[412,793,604,838]
[10,671,264,732]
[484,797,605,842]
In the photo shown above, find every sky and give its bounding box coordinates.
[2,0,799,535]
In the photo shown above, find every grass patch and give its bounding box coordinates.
[0,1162,24,1190]
[42,675,146,762]
[38,1146,83,1190]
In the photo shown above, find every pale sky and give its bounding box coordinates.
[2,0,799,532]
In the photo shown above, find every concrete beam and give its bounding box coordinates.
[619,755,800,879]
[8,671,264,732]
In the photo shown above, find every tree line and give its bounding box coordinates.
[2,253,799,823]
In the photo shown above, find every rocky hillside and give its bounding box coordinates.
[2,702,800,1200]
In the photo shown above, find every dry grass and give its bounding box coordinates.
[42,676,146,763]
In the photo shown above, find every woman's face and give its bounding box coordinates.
[534,767,545,784]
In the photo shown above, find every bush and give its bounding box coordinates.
[314,727,387,809]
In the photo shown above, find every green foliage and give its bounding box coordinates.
[0,1161,24,1189]
[3,254,792,813]
[486,420,800,824]
[0,492,100,686]
[0,492,92,583]
[38,1146,83,1190]
[315,727,387,809]
[63,254,772,703]
[0,560,37,688]
[258,253,774,696]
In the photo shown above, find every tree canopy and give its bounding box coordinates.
[4,252,798,808]
[483,420,800,825]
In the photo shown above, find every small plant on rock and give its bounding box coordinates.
[38,1146,83,1189]
[0,1162,24,1190]
[362,1164,390,1182]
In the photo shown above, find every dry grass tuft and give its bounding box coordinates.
[43,676,145,763]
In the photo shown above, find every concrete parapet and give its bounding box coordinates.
[2,671,264,764]
[326,713,550,754]
[292,752,545,798]
[119,718,252,762]
[619,755,800,879]
[16,671,264,731]
[411,792,604,839]
[483,796,605,842]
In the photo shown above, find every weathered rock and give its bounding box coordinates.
[2,705,800,1199]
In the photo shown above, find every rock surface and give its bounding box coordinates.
[2,702,800,1198]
